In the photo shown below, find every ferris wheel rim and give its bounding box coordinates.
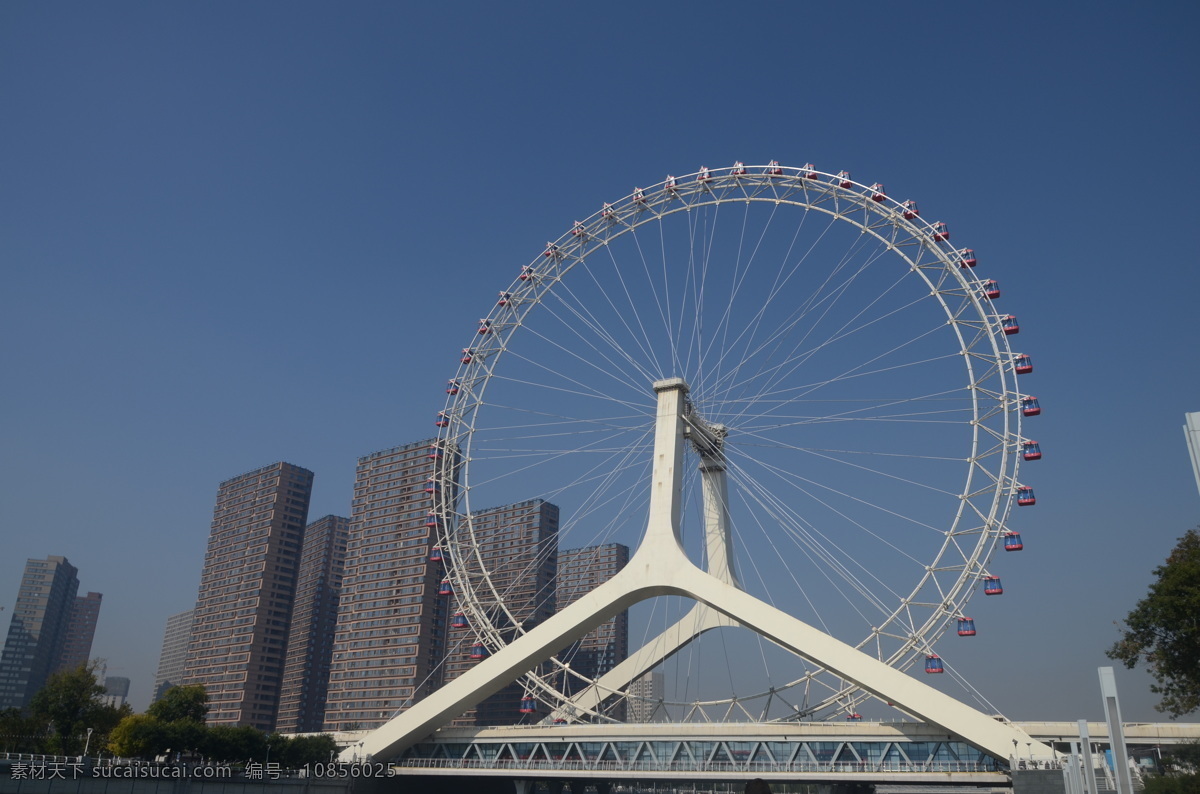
[432,163,1029,720]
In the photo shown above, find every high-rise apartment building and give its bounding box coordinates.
[0,556,81,709]
[556,543,630,717]
[443,499,559,726]
[153,609,194,702]
[57,591,103,673]
[276,514,350,733]
[183,462,313,731]
[323,440,454,731]
[103,676,131,709]
[626,670,664,723]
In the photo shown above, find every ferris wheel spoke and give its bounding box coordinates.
[727,458,923,603]
[531,282,663,390]
[704,238,893,414]
[590,233,669,378]
[725,301,948,424]
[697,200,782,400]
[727,471,899,625]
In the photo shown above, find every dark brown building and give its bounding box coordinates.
[276,514,349,733]
[56,591,103,673]
[0,556,81,709]
[183,462,313,731]
[443,498,559,725]
[556,543,630,718]
[323,440,452,731]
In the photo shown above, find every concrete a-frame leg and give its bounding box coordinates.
[555,419,740,721]
[344,378,1051,763]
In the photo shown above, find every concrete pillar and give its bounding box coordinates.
[1078,720,1098,794]
[1099,667,1134,794]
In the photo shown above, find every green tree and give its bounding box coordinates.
[107,714,170,759]
[165,718,208,757]
[147,685,208,724]
[0,707,50,754]
[1143,773,1200,794]
[28,662,109,755]
[1108,527,1200,718]
[277,734,339,768]
[203,725,267,762]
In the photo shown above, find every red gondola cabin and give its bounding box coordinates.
[925,654,944,674]
[1022,441,1042,461]
[835,170,853,188]
[435,412,450,428]
[870,183,887,202]
[438,578,452,595]
[846,713,863,721]
[983,575,1004,595]
[1004,531,1024,551]
[982,280,1001,300]
[731,161,746,176]
[697,166,712,182]
[765,160,783,175]
[1014,354,1033,375]
[932,222,950,241]
[958,248,977,268]
[497,292,512,306]
[461,348,475,364]
[901,200,919,219]
[1001,315,1020,335]
[428,544,443,561]
[802,163,819,179]
[957,617,976,636]
[452,612,467,629]
[519,265,535,281]
[478,319,492,335]
[470,643,489,660]
[1016,486,1036,506]
[520,698,538,714]
[1020,396,1041,416]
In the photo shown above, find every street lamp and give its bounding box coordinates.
[83,728,94,760]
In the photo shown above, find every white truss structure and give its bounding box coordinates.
[346,379,1050,763]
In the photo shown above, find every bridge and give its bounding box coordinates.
[329,378,1200,794]
[318,719,1200,793]
[344,380,1060,768]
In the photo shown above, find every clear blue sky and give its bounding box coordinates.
[1,2,1197,722]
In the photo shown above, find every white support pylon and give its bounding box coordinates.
[554,413,739,720]
[343,378,1051,763]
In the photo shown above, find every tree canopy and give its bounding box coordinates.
[27,662,129,755]
[147,685,208,724]
[1108,527,1200,718]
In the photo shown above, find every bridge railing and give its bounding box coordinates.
[0,752,78,765]
[396,757,1002,775]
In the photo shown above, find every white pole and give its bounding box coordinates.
[1079,720,1099,794]
[1099,667,1134,794]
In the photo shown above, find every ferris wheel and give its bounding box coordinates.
[428,162,1040,723]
